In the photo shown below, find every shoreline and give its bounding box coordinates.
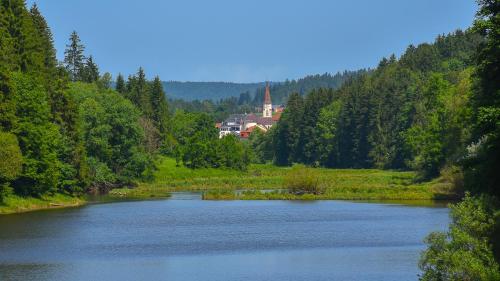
[0,194,86,215]
[0,188,454,215]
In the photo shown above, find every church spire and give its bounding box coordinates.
[263,82,272,118]
[264,82,272,104]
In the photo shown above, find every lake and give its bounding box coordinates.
[0,193,449,281]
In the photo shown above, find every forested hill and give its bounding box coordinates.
[161,71,367,103]
[252,70,369,105]
[162,81,265,101]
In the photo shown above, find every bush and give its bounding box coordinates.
[419,194,500,281]
[284,164,324,195]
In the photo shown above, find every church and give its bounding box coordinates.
[218,82,282,139]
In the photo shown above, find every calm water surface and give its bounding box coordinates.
[0,193,449,281]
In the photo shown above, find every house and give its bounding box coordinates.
[218,82,283,138]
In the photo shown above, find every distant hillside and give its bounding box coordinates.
[163,81,265,101]
[252,70,370,105]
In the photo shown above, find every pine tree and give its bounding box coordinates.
[115,73,126,94]
[29,3,56,72]
[131,67,152,116]
[82,55,99,83]
[273,92,304,165]
[64,31,85,81]
[150,76,169,136]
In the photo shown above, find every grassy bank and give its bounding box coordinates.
[0,193,85,215]
[138,157,457,201]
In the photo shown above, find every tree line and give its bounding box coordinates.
[253,29,482,179]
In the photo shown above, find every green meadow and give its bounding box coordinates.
[116,157,457,201]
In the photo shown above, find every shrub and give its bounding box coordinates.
[284,164,324,195]
[419,194,500,281]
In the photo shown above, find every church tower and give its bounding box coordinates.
[263,82,272,118]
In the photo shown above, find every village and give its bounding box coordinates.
[216,83,284,139]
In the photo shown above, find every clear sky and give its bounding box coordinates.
[28,0,478,82]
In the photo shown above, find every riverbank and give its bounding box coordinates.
[0,193,85,215]
[0,186,171,215]
[133,157,457,201]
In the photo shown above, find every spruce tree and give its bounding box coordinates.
[29,3,56,72]
[115,73,126,94]
[82,55,99,83]
[64,31,85,81]
[150,76,169,136]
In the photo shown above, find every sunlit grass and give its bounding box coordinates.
[0,193,84,214]
[139,157,457,201]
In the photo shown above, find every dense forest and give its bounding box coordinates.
[162,81,264,101]
[252,70,370,105]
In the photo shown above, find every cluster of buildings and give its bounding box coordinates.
[217,83,283,139]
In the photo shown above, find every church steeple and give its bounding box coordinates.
[264,82,271,105]
[263,82,272,118]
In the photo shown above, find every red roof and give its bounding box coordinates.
[272,112,282,121]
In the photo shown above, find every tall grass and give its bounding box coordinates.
[0,193,84,214]
[135,156,456,201]
[284,164,325,195]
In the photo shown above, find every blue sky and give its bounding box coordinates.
[29,0,477,82]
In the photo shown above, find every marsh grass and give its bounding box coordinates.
[285,164,325,195]
[138,157,458,201]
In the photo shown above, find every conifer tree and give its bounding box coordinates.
[150,76,170,136]
[115,73,126,94]
[64,31,85,81]
[82,55,99,83]
[29,3,56,71]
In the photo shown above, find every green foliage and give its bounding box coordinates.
[248,127,274,163]
[181,113,218,169]
[317,100,342,166]
[464,0,500,198]
[0,131,22,181]
[11,73,63,196]
[273,92,304,165]
[0,131,22,202]
[420,3,500,279]
[419,195,500,281]
[119,68,172,154]
[68,82,153,190]
[216,134,250,170]
[81,55,99,83]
